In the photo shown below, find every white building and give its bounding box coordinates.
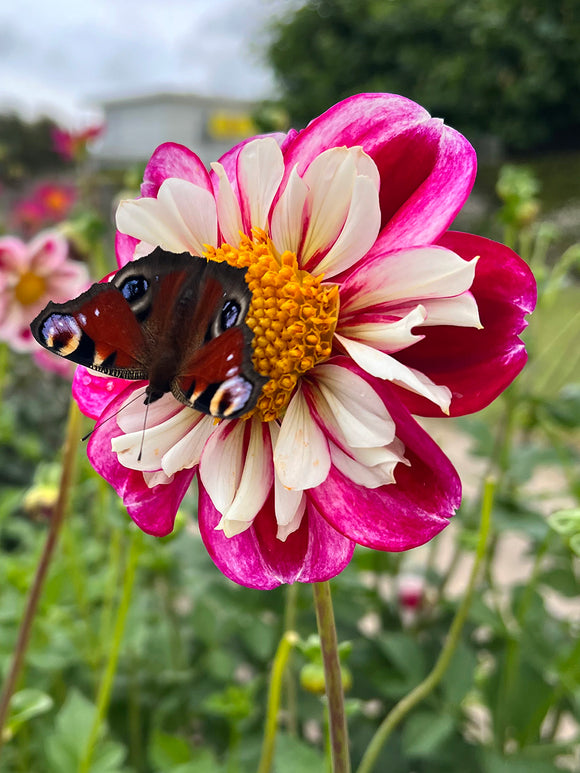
[94,91,258,167]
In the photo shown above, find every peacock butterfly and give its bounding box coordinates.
[30,248,267,419]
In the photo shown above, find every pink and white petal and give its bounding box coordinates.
[199,420,246,515]
[340,246,478,315]
[86,383,195,536]
[216,420,274,537]
[276,496,306,541]
[269,166,309,255]
[281,93,431,180]
[116,390,182,433]
[162,414,216,476]
[212,132,288,198]
[28,232,69,274]
[237,138,285,232]
[415,293,481,328]
[335,333,451,412]
[308,363,396,447]
[120,467,195,537]
[396,231,536,417]
[309,366,461,551]
[72,367,134,420]
[273,385,331,490]
[0,237,28,271]
[300,148,360,267]
[141,142,212,198]
[371,121,476,250]
[311,174,381,278]
[337,305,427,354]
[198,486,354,588]
[111,406,196,472]
[116,178,218,254]
[210,162,244,245]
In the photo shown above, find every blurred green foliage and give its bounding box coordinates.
[263,0,580,152]
[0,114,67,186]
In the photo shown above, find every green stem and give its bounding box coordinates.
[0,342,9,406]
[0,400,82,753]
[79,529,142,773]
[356,478,495,773]
[257,630,299,773]
[312,581,351,773]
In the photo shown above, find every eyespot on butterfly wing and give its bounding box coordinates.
[30,248,267,419]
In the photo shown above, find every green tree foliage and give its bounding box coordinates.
[264,0,580,151]
[0,114,66,186]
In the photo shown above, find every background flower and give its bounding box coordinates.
[0,230,89,353]
[74,93,536,588]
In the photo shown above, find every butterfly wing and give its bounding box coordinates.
[30,281,149,378]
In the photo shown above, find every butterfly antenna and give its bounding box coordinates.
[137,397,151,463]
[81,389,148,442]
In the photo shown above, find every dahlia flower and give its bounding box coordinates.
[74,94,535,589]
[0,231,90,353]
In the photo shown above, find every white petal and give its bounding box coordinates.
[270,165,309,255]
[116,178,218,254]
[269,422,307,529]
[330,442,400,489]
[216,419,274,534]
[337,305,427,353]
[342,247,479,314]
[311,174,381,278]
[335,333,451,413]
[116,391,176,433]
[143,470,175,488]
[199,420,246,514]
[312,363,396,448]
[162,414,217,476]
[274,386,331,490]
[211,162,244,245]
[133,241,156,259]
[237,138,285,231]
[300,148,358,264]
[419,293,482,328]
[112,406,195,471]
[276,496,306,541]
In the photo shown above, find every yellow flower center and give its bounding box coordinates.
[14,271,47,306]
[204,231,339,422]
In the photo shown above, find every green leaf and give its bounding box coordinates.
[402,711,455,758]
[6,688,53,736]
[274,733,325,773]
[481,748,561,773]
[148,729,193,770]
[549,508,580,536]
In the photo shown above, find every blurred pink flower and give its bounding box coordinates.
[0,231,90,354]
[52,124,103,162]
[73,93,536,589]
[10,183,77,236]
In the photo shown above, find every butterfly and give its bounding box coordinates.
[30,248,267,419]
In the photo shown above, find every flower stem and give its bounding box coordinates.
[79,528,142,773]
[356,478,495,773]
[0,399,82,753]
[257,629,299,773]
[312,581,351,773]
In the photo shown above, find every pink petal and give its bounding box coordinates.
[86,382,194,535]
[198,486,354,589]
[308,360,461,551]
[115,231,139,268]
[72,366,135,419]
[141,142,212,197]
[395,232,536,416]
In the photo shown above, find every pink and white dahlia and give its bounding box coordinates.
[74,93,536,589]
[0,231,90,353]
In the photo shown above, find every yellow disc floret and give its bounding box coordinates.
[15,271,47,306]
[204,231,339,422]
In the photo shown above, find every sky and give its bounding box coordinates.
[0,0,294,126]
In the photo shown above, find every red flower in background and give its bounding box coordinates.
[52,124,103,162]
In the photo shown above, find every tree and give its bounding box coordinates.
[264,0,580,152]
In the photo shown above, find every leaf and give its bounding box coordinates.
[274,733,325,773]
[148,729,193,769]
[549,508,580,537]
[481,748,561,773]
[6,688,53,736]
[402,711,455,758]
